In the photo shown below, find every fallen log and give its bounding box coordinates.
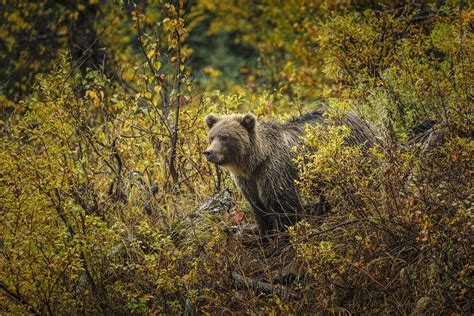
[231,271,300,300]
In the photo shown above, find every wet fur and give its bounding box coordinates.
[205,108,378,237]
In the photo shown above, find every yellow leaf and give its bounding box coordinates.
[86,90,100,107]
[147,49,155,60]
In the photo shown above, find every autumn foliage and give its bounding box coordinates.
[1,0,472,314]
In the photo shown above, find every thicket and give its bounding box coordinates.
[1,0,472,314]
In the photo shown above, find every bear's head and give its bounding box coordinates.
[203,113,256,170]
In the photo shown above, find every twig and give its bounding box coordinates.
[0,281,42,315]
[168,0,182,184]
[133,9,173,136]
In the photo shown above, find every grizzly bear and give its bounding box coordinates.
[204,108,378,238]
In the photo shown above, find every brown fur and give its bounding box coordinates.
[204,108,379,237]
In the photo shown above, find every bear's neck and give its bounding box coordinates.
[232,123,278,179]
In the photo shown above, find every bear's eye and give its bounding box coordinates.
[220,135,229,142]
[209,136,215,142]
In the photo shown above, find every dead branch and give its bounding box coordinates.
[231,271,300,300]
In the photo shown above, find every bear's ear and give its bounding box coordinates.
[241,113,256,131]
[205,114,219,129]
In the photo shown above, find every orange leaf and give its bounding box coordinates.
[178,95,186,106]
[234,212,245,223]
